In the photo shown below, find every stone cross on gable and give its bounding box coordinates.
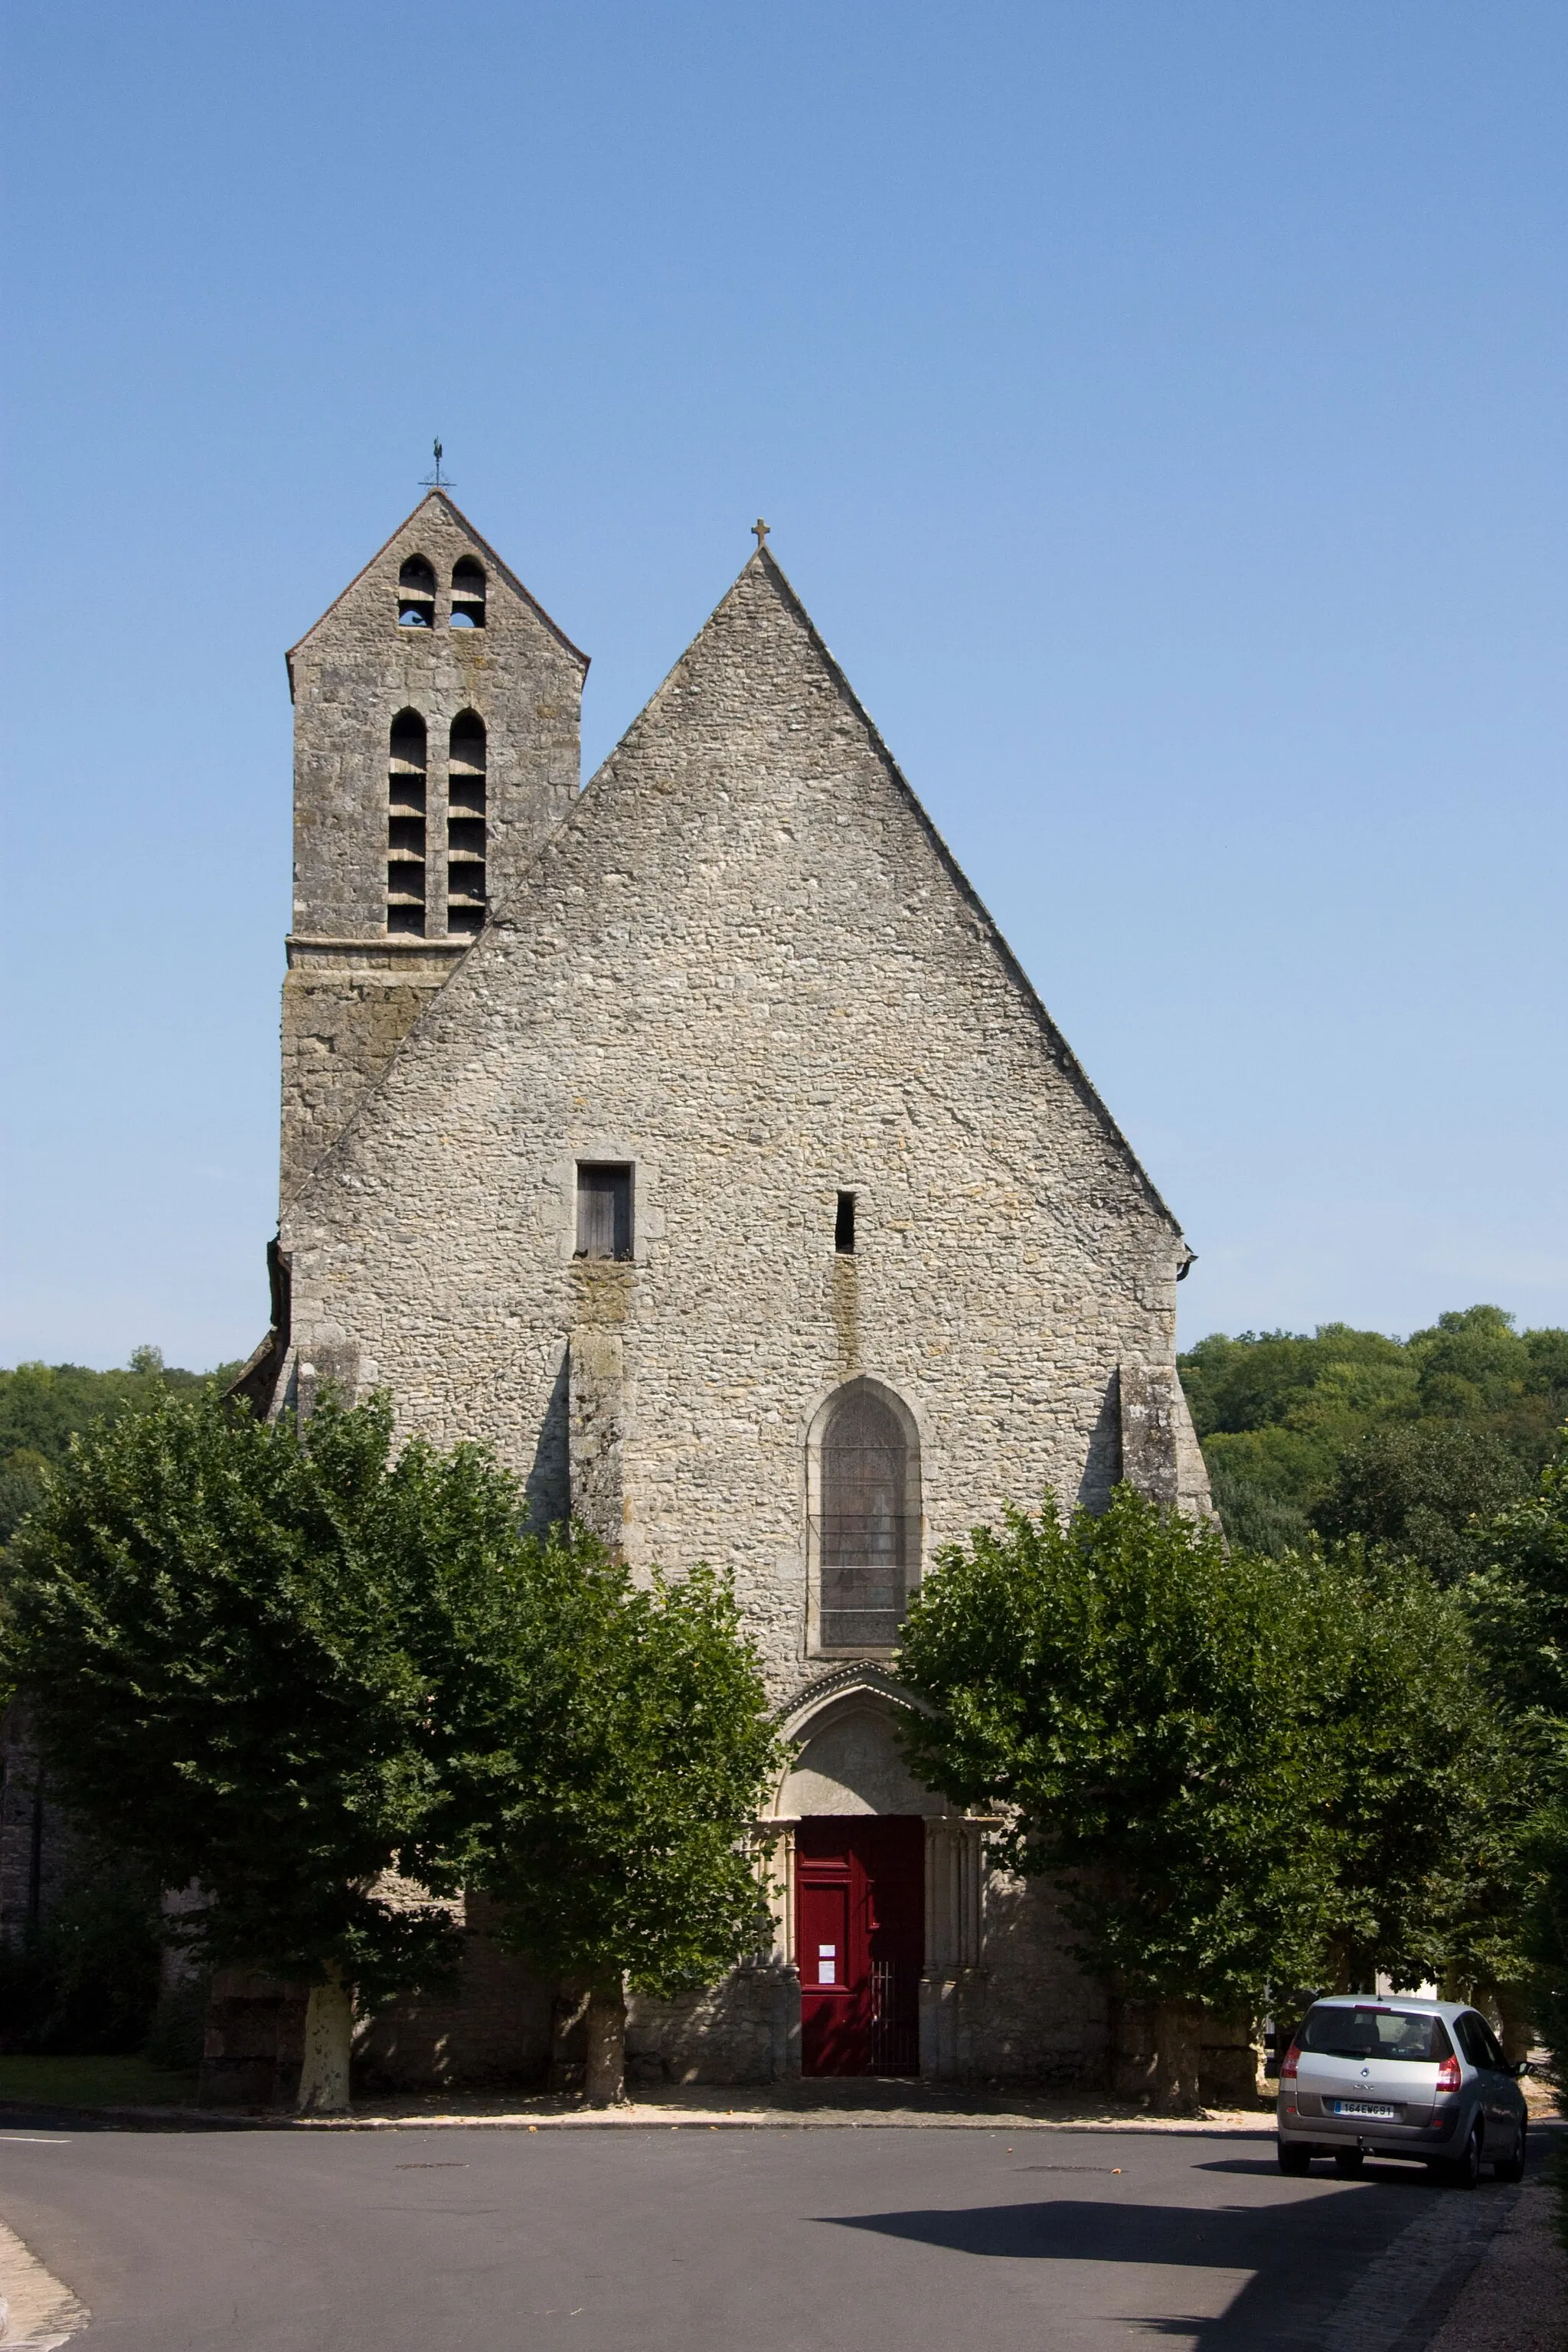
[753,518,770,549]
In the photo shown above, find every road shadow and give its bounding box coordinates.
[823,2179,1510,2350]
[1194,2156,1435,2182]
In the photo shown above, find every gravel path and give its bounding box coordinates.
[1424,2176,1568,2352]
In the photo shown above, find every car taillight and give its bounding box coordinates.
[1281,2043,1300,2080]
[1436,2053,1461,2092]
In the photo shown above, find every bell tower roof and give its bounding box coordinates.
[285,491,589,695]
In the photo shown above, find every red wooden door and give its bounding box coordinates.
[797,1817,924,2076]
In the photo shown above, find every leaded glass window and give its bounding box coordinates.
[817,1387,910,1648]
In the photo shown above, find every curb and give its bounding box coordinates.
[0,2097,1277,2137]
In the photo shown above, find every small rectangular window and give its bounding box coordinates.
[835,1191,856,1255]
[577,1163,633,1260]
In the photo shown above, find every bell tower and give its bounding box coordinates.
[280,493,588,1199]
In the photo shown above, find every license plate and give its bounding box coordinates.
[1332,2101,1397,2118]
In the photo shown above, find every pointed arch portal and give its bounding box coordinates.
[766,1675,975,2080]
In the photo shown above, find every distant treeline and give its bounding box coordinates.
[5,1308,1566,1577]
[1181,1305,1568,1573]
[0,1351,238,1547]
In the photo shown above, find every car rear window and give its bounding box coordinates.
[1298,2006,1453,2062]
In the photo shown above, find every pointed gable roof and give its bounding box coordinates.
[551,542,1185,1237]
[284,490,589,693]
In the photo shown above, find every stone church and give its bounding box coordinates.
[220,489,1217,2096]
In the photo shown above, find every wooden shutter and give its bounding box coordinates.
[576,1164,632,1259]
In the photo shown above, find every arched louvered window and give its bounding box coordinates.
[387,710,427,935]
[812,1383,920,1651]
[450,556,486,629]
[397,555,435,627]
[446,711,487,936]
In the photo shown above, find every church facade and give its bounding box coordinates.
[234,492,1215,2094]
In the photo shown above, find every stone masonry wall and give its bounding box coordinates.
[280,548,1204,1704]
[956,1870,1114,2088]
[0,1704,79,1949]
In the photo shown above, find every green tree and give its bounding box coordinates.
[1465,1436,1568,2069]
[1468,1442,1568,1719]
[895,1488,1337,2104]
[1304,1544,1508,1994]
[1181,1307,1568,1558]
[1312,1424,1529,1584]
[469,1534,782,2104]
[895,1488,1504,2106]
[0,1388,522,2111]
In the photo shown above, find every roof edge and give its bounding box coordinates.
[578,544,1186,1240]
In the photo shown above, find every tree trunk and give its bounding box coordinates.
[296,1968,353,2115]
[583,1979,628,2106]
[1150,1999,1203,2110]
[548,1982,592,2093]
[1494,1981,1535,2067]
[1113,1997,1204,2112]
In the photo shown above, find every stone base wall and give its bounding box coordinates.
[0,1705,80,1950]
[1197,2011,1264,2107]
[357,1908,552,2092]
[952,1870,1112,2087]
[194,1873,1257,2102]
[626,1963,799,2086]
[200,1970,309,2107]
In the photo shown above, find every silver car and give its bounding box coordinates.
[1277,1994,1530,2187]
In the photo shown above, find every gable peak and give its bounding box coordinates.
[286,492,587,675]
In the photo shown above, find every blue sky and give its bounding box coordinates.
[2,1,1563,1370]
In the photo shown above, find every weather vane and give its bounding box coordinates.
[420,439,453,490]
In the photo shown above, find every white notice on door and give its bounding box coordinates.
[818,1944,836,1985]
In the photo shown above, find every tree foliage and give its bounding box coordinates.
[897,1486,1502,2011]
[0,1387,519,2002]
[1463,1442,1568,2060]
[2,1380,784,2104]
[1181,1305,1568,1564]
[467,1534,781,2001]
[1313,1424,1528,1585]
[1309,1542,1514,1992]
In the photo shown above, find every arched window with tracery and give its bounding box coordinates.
[397,555,436,626]
[812,1382,920,1651]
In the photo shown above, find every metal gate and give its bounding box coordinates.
[870,1960,920,2075]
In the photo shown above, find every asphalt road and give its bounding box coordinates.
[0,2119,1529,2352]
